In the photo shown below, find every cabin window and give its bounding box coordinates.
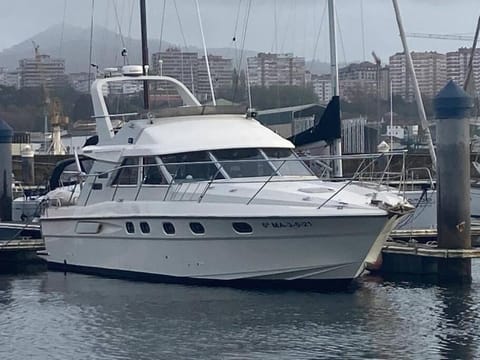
[189,222,205,234]
[125,222,135,234]
[112,158,139,186]
[143,157,167,185]
[140,222,150,234]
[263,148,313,176]
[163,222,175,235]
[161,151,224,182]
[232,222,253,234]
[211,148,274,178]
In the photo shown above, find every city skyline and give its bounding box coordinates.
[0,0,478,65]
[6,44,479,105]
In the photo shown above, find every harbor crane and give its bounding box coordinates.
[32,43,69,155]
[405,33,474,41]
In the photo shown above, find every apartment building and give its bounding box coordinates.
[197,55,233,101]
[0,68,20,89]
[19,54,67,89]
[151,48,199,94]
[447,47,480,95]
[247,53,306,87]
[311,73,332,103]
[389,51,446,101]
[69,72,96,93]
[338,61,378,101]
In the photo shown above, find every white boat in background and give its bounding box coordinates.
[39,69,413,287]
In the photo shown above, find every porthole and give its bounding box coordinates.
[125,222,135,234]
[189,222,205,234]
[163,222,175,235]
[140,222,150,234]
[232,222,253,234]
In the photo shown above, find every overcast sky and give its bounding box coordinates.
[0,0,478,64]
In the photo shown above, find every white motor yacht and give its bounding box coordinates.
[40,70,412,287]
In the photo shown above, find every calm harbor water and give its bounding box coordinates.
[1,263,480,360]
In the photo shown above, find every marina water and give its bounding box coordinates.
[2,264,480,359]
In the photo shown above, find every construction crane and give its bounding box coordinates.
[405,33,474,41]
[32,42,69,155]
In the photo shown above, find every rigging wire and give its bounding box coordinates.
[232,0,252,103]
[58,0,68,58]
[195,0,216,105]
[98,0,112,72]
[158,0,167,52]
[334,3,347,66]
[87,0,95,90]
[237,0,252,72]
[173,0,189,49]
[310,1,328,71]
[126,0,136,49]
[360,0,366,61]
[230,0,243,63]
[173,0,189,85]
[113,0,128,64]
[279,1,296,53]
[272,0,278,53]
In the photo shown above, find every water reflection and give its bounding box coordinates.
[0,263,480,359]
[435,283,479,359]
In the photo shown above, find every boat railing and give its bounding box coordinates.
[310,150,408,192]
[403,167,435,191]
[74,150,410,207]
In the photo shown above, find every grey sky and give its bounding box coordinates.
[0,0,478,64]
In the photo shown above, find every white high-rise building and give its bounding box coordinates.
[389,51,446,101]
[151,48,198,94]
[19,53,67,89]
[247,53,305,87]
[447,47,480,95]
[197,55,233,101]
[311,74,332,104]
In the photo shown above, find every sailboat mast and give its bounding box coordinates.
[392,0,436,170]
[328,0,343,177]
[140,0,149,109]
[328,0,339,97]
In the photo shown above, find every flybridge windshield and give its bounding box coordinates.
[102,79,188,117]
[157,148,313,181]
[110,148,313,187]
[99,77,246,120]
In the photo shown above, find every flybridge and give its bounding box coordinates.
[90,73,202,141]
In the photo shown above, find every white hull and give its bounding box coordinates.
[395,186,480,231]
[41,203,389,283]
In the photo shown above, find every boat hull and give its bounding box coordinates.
[41,214,389,285]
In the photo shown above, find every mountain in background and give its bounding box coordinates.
[0,24,330,74]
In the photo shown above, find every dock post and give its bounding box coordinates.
[434,80,473,282]
[21,145,35,186]
[0,119,13,221]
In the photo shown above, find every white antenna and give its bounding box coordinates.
[195,0,216,105]
[246,66,253,109]
[390,80,393,150]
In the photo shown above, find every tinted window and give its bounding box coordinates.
[263,148,313,176]
[112,158,139,185]
[126,222,135,234]
[143,157,166,185]
[232,222,253,233]
[189,222,205,234]
[211,148,274,178]
[161,151,223,182]
[163,222,175,235]
[140,222,150,233]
